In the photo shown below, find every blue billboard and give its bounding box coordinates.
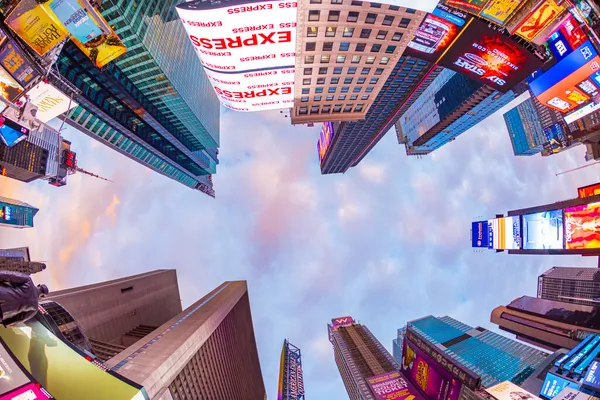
[583,361,600,391]
[540,373,581,399]
[522,210,564,250]
[548,30,574,63]
[471,221,489,248]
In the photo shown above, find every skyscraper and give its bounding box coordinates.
[503,98,547,156]
[538,267,600,308]
[392,327,405,364]
[0,196,38,228]
[278,339,306,400]
[406,316,548,389]
[292,0,426,125]
[0,139,48,182]
[0,247,30,261]
[50,0,220,197]
[491,296,600,351]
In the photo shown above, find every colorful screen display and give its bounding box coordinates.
[479,0,525,25]
[471,220,489,248]
[445,0,490,13]
[318,122,334,163]
[0,36,40,88]
[486,381,542,400]
[564,202,600,249]
[331,316,354,329]
[522,210,564,249]
[578,183,600,199]
[540,372,581,399]
[69,11,127,68]
[0,117,29,148]
[366,371,425,400]
[491,217,522,250]
[583,360,600,391]
[514,0,566,42]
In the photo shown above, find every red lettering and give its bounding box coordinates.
[278,31,292,43]
[192,32,292,50]
[227,36,244,48]
[243,35,258,46]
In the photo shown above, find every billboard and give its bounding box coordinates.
[0,339,49,398]
[47,0,103,44]
[540,372,581,399]
[0,318,148,399]
[479,0,525,25]
[522,210,564,249]
[543,123,571,153]
[318,122,334,163]
[176,0,296,112]
[436,17,544,92]
[277,344,284,400]
[0,116,30,147]
[472,220,490,248]
[444,0,490,14]
[530,40,600,113]
[332,316,354,329]
[69,11,127,68]
[0,64,23,102]
[553,388,599,400]
[514,0,566,42]
[491,217,521,250]
[401,338,462,400]
[21,81,78,123]
[366,371,424,400]
[486,381,542,400]
[0,37,40,88]
[0,382,53,399]
[578,183,600,199]
[583,361,600,391]
[564,202,600,250]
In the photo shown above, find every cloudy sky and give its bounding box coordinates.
[1,92,599,398]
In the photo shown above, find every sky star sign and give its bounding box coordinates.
[176,0,297,112]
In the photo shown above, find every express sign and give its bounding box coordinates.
[176,0,297,112]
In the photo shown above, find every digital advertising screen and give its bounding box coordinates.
[47,0,103,44]
[436,17,544,92]
[366,371,425,400]
[0,36,40,88]
[0,64,23,103]
[491,217,522,250]
[471,220,489,248]
[543,123,570,153]
[445,0,490,14]
[176,0,297,112]
[20,81,78,123]
[564,202,600,250]
[578,183,600,199]
[540,372,581,399]
[522,210,564,250]
[402,338,462,400]
[332,316,354,329]
[583,360,600,391]
[514,0,566,42]
[486,381,542,400]
[318,122,334,163]
[479,0,525,25]
[0,116,29,147]
[69,11,127,68]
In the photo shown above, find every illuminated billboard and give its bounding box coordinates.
[47,0,103,44]
[564,202,600,250]
[0,36,40,88]
[471,220,489,248]
[22,81,78,123]
[491,217,521,250]
[486,381,542,400]
[278,340,305,400]
[0,64,23,102]
[540,372,581,399]
[445,0,490,14]
[318,122,334,163]
[583,360,600,391]
[69,11,127,68]
[479,0,524,25]
[530,40,600,113]
[332,316,354,329]
[522,210,564,249]
[436,17,544,92]
[176,0,296,112]
[0,116,29,147]
[514,0,566,41]
[366,371,424,400]
[0,339,52,399]
[402,338,462,400]
[578,183,600,199]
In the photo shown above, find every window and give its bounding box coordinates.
[299,109,308,115]
[304,68,313,75]
[406,8,416,13]
[301,96,309,102]
[366,56,375,64]
[328,87,337,93]
[353,86,362,92]
[305,55,315,63]
[371,44,381,52]
[370,2,381,7]
[319,67,328,74]
[357,77,366,83]
[331,77,340,83]
[355,104,364,111]
[375,68,384,75]
[365,13,377,23]
[317,77,326,84]
[331,0,343,3]
[339,42,350,51]
[315,87,323,93]
[399,17,411,28]
[351,55,361,63]
[310,0,322,3]
[341,86,349,93]
[302,88,310,94]
[351,0,361,4]
[392,32,403,42]
[385,45,396,54]
[327,95,334,101]
[348,67,357,74]
[328,10,340,22]
[383,15,394,25]
[333,106,342,112]
[360,28,371,38]
[307,27,318,37]
[121,286,133,293]
[380,56,390,64]
[322,106,331,113]
[303,78,311,85]
[326,26,337,37]
[308,10,320,21]
[347,11,359,22]
[333,66,342,74]
[321,55,331,63]
[337,55,347,63]
[323,42,333,51]
[350,94,358,100]
[356,43,366,51]
[389,5,400,10]
[365,86,374,92]
[343,27,354,37]
[344,77,353,84]
[339,95,347,100]
[376,30,387,40]
[314,95,322,101]
[344,106,352,112]
[361,94,370,100]
[361,67,371,74]
[306,42,316,51]
[370,78,379,84]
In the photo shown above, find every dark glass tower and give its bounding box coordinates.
[538,267,600,308]
[503,98,546,156]
[0,196,38,228]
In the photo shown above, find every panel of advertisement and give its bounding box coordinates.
[0,340,36,397]
[332,316,354,329]
[0,319,148,399]
[436,17,544,92]
[402,338,462,400]
[0,116,30,147]
[571,0,600,28]
[479,0,525,25]
[48,0,103,44]
[471,220,490,248]
[564,202,600,250]
[176,0,297,112]
[543,123,571,153]
[554,16,587,52]
[318,122,334,163]
[488,218,494,249]
[486,381,542,400]
[21,81,77,123]
[406,5,471,64]
[540,372,581,399]
[578,183,600,199]
[70,10,127,68]
[522,210,564,250]
[6,0,69,56]
[0,37,40,88]
[0,64,23,102]
[490,217,521,250]
[366,371,425,400]
[0,382,53,400]
[514,0,566,42]
[564,100,600,124]
[583,360,600,391]
[445,0,490,14]
[553,387,599,400]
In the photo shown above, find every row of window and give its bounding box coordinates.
[303,63,388,76]
[298,103,366,114]
[301,93,372,102]
[310,0,416,9]
[303,75,380,89]
[305,50,394,66]
[306,26,404,41]
[308,9,412,27]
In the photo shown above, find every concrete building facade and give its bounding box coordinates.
[538,267,600,308]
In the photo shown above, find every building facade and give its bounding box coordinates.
[0,139,48,182]
[292,0,426,124]
[106,280,266,400]
[392,327,405,365]
[0,259,45,274]
[0,196,38,228]
[538,267,600,308]
[407,316,548,388]
[503,98,546,156]
[0,247,30,261]
[52,0,220,197]
[278,339,306,400]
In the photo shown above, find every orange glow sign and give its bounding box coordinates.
[578,183,600,199]
[564,202,600,250]
[514,0,565,41]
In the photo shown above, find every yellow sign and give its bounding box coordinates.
[6,0,69,56]
[515,0,565,41]
[70,11,126,68]
[479,0,524,25]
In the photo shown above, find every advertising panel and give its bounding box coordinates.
[6,0,69,56]
[583,361,600,391]
[578,183,600,199]
[47,0,103,44]
[366,371,424,400]
[553,387,599,400]
[522,210,564,249]
[0,319,148,399]
[564,100,600,124]
[488,218,494,249]
[406,4,471,64]
[70,11,127,68]
[402,338,462,400]
[0,64,23,102]
[318,122,334,163]
[332,316,354,329]
[0,383,53,400]
[176,0,297,112]
[514,0,566,42]
[0,37,40,88]
[479,0,525,25]
[445,0,490,14]
[564,202,600,249]
[540,372,581,399]
[0,340,36,397]
[490,217,521,250]
[486,381,542,400]
[0,116,30,147]
[436,17,544,92]
[555,16,587,52]
[21,81,77,123]
[472,220,490,248]
[543,123,571,153]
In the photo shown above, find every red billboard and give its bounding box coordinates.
[578,183,600,199]
[564,202,600,250]
[445,0,490,14]
[514,0,566,41]
[331,316,354,329]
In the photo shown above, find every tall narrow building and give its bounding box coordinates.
[278,339,306,400]
[503,98,547,156]
[538,267,600,308]
[0,196,38,228]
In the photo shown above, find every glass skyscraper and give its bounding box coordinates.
[50,0,220,197]
[407,316,548,388]
[0,196,38,229]
[503,98,546,156]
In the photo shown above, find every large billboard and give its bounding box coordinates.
[472,220,490,248]
[540,372,581,399]
[69,11,127,68]
[401,338,462,400]
[479,0,525,25]
[514,0,566,42]
[583,361,600,391]
[332,316,354,329]
[0,116,30,147]
[578,183,600,199]
[0,36,40,88]
[0,339,52,399]
[21,81,78,123]
[554,388,599,400]
[444,0,490,14]
[366,371,424,400]
[491,217,521,250]
[564,202,600,250]
[176,0,296,112]
[522,210,564,249]
[47,0,103,44]
[486,381,542,400]
[530,40,600,113]
[0,64,23,102]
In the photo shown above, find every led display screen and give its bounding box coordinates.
[331,316,354,329]
[583,360,600,391]
[471,220,489,248]
[522,210,564,249]
[366,371,425,400]
[69,11,127,68]
[578,183,600,199]
[540,372,581,399]
[0,36,40,88]
[564,202,600,249]
[48,0,103,44]
[318,122,334,163]
[176,0,297,112]
[445,0,490,14]
[20,81,78,123]
[514,0,566,42]
[486,381,542,400]
[491,217,521,250]
[0,117,29,148]
[479,0,525,25]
